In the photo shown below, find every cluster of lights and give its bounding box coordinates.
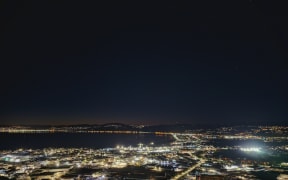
[240,147,261,152]
[1,155,29,163]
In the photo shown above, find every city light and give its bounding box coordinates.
[1,126,288,179]
[240,147,261,152]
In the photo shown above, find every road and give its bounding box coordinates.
[171,158,205,180]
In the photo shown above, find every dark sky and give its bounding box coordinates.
[1,1,287,125]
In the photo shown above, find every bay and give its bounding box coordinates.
[0,133,173,150]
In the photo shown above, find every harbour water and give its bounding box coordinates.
[0,132,173,150]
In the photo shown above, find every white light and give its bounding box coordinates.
[240,147,261,152]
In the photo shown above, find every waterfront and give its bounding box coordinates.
[0,133,173,150]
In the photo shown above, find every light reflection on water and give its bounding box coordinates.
[0,133,173,150]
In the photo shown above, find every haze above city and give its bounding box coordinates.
[1,1,287,126]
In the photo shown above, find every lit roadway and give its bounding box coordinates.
[171,133,180,141]
[170,133,206,180]
[172,157,205,180]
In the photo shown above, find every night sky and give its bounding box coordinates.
[1,1,287,125]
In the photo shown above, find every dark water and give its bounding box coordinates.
[0,133,173,150]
